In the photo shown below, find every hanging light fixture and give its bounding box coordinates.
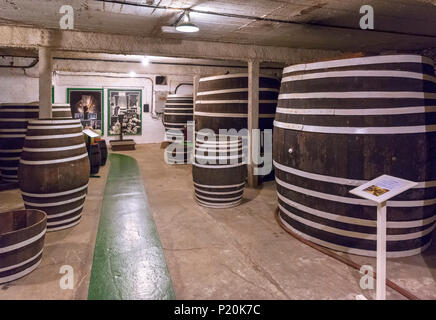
[176,11,199,33]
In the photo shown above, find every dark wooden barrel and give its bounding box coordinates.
[195,73,280,133]
[163,94,193,141]
[274,54,436,257]
[0,209,46,284]
[193,134,247,208]
[52,103,72,118]
[97,140,108,166]
[18,118,90,231]
[0,103,39,182]
[89,143,101,174]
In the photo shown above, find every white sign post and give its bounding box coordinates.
[349,174,417,300]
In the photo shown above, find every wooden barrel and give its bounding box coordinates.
[195,73,280,133]
[165,142,191,165]
[163,94,193,141]
[274,54,436,257]
[97,140,108,166]
[89,143,101,174]
[193,134,247,208]
[18,118,90,231]
[0,209,46,284]
[52,103,72,118]
[0,103,39,182]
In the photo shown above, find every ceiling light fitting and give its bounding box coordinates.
[176,11,199,33]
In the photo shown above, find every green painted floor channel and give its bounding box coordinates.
[88,153,175,300]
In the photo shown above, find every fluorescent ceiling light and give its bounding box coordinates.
[176,12,199,33]
[129,71,136,77]
[176,23,199,33]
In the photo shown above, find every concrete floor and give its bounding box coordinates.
[1,143,436,299]
[0,164,109,300]
[122,144,436,300]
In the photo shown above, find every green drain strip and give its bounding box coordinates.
[88,153,175,300]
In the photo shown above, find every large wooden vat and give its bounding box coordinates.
[0,103,72,182]
[18,119,90,231]
[0,209,46,284]
[274,54,436,257]
[52,103,72,118]
[0,103,39,182]
[193,134,246,208]
[163,94,193,141]
[195,73,280,133]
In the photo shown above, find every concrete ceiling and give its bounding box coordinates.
[0,0,435,52]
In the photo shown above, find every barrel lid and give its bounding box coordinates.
[200,73,281,82]
[283,54,435,74]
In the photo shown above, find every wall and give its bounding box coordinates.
[54,72,193,144]
[0,66,193,144]
[0,58,281,144]
[0,68,39,102]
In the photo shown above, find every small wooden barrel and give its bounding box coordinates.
[97,140,108,166]
[18,118,90,231]
[0,103,39,182]
[52,103,72,118]
[163,94,193,141]
[195,73,280,133]
[193,134,246,208]
[89,143,101,174]
[274,54,436,257]
[0,209,46,284]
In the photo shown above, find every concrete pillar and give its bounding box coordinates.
[193,75,200,115]
[38,46,53,118]
[247,59,260,188]
[193,74,200,138]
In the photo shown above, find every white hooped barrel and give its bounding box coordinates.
[274,54,436,257]
[52,103,72,118]
[0,103,39,182]
[163,94,193,141]
[18,118,90,231]
[193,134,247,208]
[195,73,281,133]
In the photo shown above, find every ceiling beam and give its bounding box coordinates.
[0,26,346,64]
[52,59,251,77]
